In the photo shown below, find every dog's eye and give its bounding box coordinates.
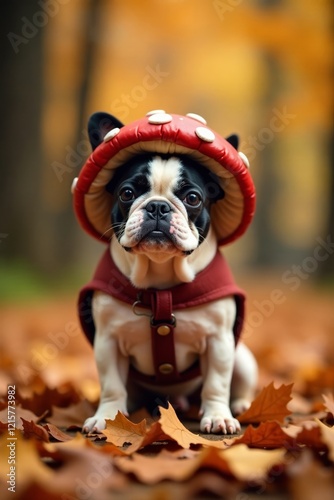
[183,192,202,207]
[119,188,135,202]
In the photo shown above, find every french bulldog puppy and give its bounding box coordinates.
[80,120,257,434]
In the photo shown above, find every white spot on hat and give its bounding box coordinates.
[146,109,166,116]
[103,127,120,142]
[238,151,250,168]
[71,177,78,194]
[148,113,173,125]
[186,113,207,125]
[195,126,215,143]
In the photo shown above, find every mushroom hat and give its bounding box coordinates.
[72,110,256,246]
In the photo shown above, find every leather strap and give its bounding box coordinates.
[140,290,181,384]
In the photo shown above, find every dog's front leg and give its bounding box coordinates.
[199,299,241,434]
[83,295,129,433]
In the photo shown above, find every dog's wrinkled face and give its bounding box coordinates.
[107,154,224,257]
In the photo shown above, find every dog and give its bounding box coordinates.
[74,111,257,434]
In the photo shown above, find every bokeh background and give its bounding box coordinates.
[1,0,333,293]
[0,1,333,397]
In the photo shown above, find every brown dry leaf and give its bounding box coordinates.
[238,382,293,424]
[102,411,148,448]
[125,420,173,454]
[49,399,96,428]
[234,421,295,449]
[21,418,50,442]
[223,444,286,482]
[323,393,334,417]
[115,447,229,484]
[43,423,73,442]
[17,384,81,415]
[294,424,326,452]
[316,419,334,461]
[116,443,285,484]
[159,403,229,449]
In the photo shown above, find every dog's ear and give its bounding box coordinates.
[225,134,239,151]
[88,112,124,150]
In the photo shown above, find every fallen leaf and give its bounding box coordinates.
[234,421,295,449]
[49,399,96,428]
[43,423,73,442]
[102,411,148,448]
[17,384,81,415]
[159,404,231,449]
[223,444,286,482]
[238,382,293,424]
[21,418,50,442]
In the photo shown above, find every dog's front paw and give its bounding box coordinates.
[200,404,241,434]
[82,402,128,433]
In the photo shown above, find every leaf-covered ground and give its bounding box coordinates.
[0,279,333,499]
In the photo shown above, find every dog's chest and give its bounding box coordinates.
[92,292,232,376]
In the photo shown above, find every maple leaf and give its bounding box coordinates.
[102,411,148,448]
[159,404,229,449]
[234,421,295,449]
[238,382,293,424]
[21,418,50,442]
[43,423,73,442]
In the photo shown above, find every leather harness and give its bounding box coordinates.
[78,249,245,386]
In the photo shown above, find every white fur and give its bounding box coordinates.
[83,157,257,434]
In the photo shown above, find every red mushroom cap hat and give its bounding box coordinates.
[72,110,256,246]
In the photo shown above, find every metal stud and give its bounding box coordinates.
[158,363,174,374]
[157,325,171,336]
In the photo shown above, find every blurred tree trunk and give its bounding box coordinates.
[0,0,104,276]
[318,132,334,282]
[0,1,44,268]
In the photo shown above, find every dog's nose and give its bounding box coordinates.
[145,200,171,219]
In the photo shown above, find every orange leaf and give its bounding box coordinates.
[115,447,235,484]
[43,423,73,442]
[159,404,229,449]
[238,382,293,424]
[102,411,148,448]
[21,418,50,442]
[235,421,295,449]
[115,444,285,484]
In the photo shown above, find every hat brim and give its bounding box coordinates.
[73,113,255,246]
